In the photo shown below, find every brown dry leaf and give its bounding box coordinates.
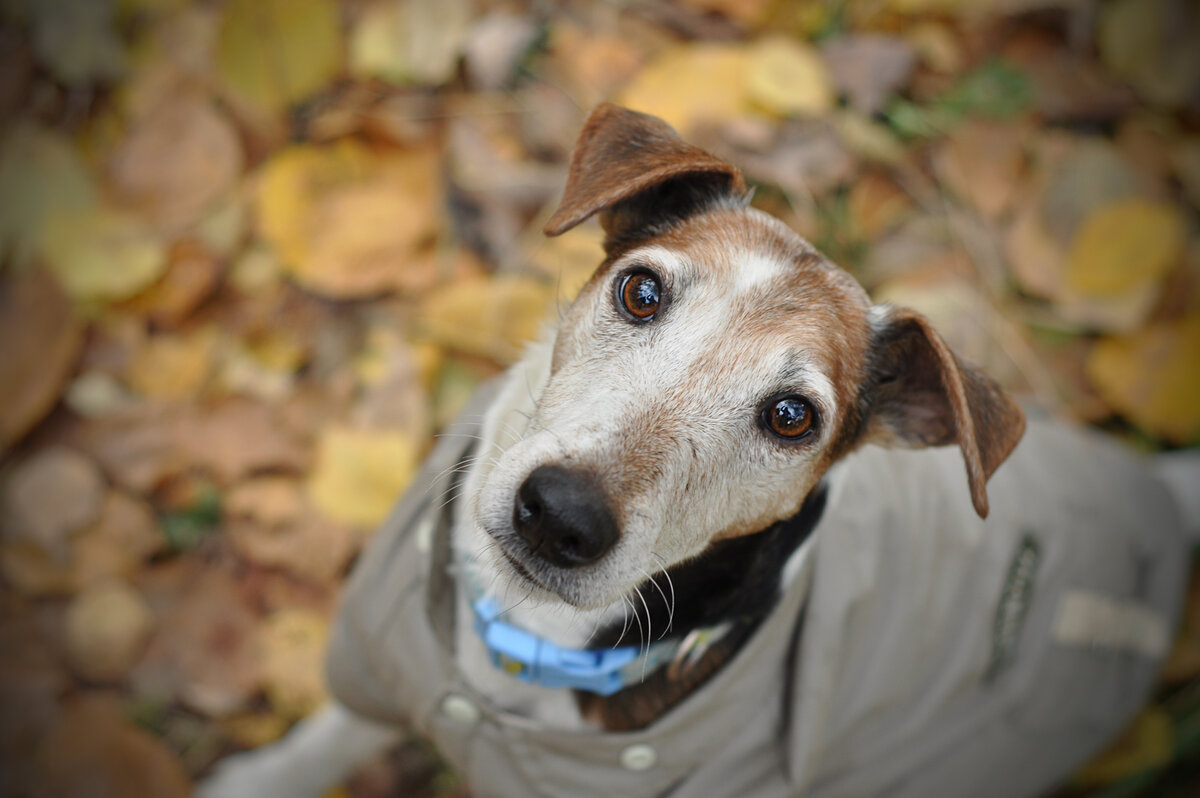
[119,238,224,327]
[225,477,358,583]
[1,447,105,560]
[259,609,330,719]
[0,544,74,597]
[820,34,915,117]
[125,327,220,401]
[307,426,419,528]
[0,268,84,449]
[216,0,341,117]
[108,90,242,231]
[847,173,914,241]
[418,275,555,364]
[256,141,442,299]
[904,22,963,73]
[618,43,750,134]
[71,491,166,588]
[133,569,262,716]
[79,397,307,492]
[32,693,190,798]
[1065,199,1184,298]
[937,119,1029,220]
[38,205,168,304]
[1006,201,1066,301]
[549,24,645,107]
[350,0,472,86]
[676,0,775,28]
[1087,315,1200,443]
[745,35,833,118]
[64,580,154,683]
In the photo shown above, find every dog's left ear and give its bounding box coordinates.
[863,306,1025,519]
[544,104,746,250]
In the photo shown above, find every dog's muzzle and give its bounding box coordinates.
[512,465,618,568]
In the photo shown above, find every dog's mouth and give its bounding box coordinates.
[497,544,553,594]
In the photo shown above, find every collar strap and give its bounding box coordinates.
[471,595,688,696]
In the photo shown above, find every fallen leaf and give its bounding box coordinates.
[1,447,105,560]
[548,24,645,108]
[32,693,190,798]
[904,22,963,74]
[307,426,419,528]
[351,0,472,86]
[1039,139,1146,248]
[418,275,555,364]
[108,90,242,231]
[832,110,907,165]
[78,397,308,493]
[675,0,775,28]
[125,327,220,401]
[259,609,329,719]
[64,580,154,682]
[1097,0,1200,109]
[820,34,915,116]
[133,569,262,716]
[0,268,84,449]
[618,43,750,134]
[936,119,1029,219]
[119,238,224,327]
[1073,708,1174,787]
[0,123,96,269]
[1087,315,1200,443]
[38,205,168,304]
[720,118,856,197]
[256,142,442,299]
[216,0,341,116]
[1065,199,1184,299]
[225,477,358,582]
[745,35,833,117]
[0,544,74,597]
[1006,201,1065,300]
[220,711,289,749]
[847,172,914,241]
[71,491,166,588]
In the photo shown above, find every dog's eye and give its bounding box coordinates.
[617,270,661,321]
[762,396,816,440]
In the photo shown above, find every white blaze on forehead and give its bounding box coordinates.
[733,250,786,293]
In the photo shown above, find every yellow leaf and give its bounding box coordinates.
[1066,199,1184,299]
[259,609,330,720]
[256,142,441,299]
[0,123,96,269]
[1087,315,1200,443]
[350,0,471,86]
[307,426,419,527]
[745,35,833,117]
[1074,708,1174,787]
[418,275,554,364]
[125,328,219,400]
[216,0,341,116]
[39,206,167,303]
[618,43,750,134]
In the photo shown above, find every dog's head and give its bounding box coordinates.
[474,104,1025,610]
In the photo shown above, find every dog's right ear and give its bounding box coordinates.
[543,104,746,251]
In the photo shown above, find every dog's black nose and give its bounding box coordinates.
[513,465,618,568]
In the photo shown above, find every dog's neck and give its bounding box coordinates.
[453,340,824,730]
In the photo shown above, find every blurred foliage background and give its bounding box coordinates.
[0,0,1199,796]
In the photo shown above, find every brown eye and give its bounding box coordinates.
[763,396,815,439]
[618,270,661,321]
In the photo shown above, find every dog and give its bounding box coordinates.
[202,104,1198,798]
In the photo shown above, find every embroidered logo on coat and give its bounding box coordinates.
[986,534,1041,683]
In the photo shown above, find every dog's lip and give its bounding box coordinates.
[496,543,555,593]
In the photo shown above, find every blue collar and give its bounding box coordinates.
[471,595,686,696]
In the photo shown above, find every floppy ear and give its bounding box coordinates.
[863,306,1025,518]
[543,104,746,251]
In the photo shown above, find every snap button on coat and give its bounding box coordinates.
[620,744,657,771]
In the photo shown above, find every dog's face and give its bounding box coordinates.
[473,105,1025,611]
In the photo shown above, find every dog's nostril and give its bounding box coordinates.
[512,465,618,568]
